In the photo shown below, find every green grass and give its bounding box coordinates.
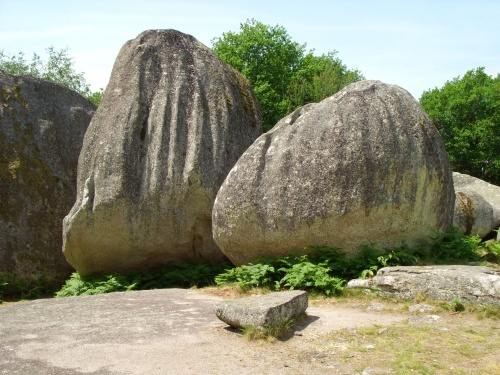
[240,312,309,341]
[310,315,500,374]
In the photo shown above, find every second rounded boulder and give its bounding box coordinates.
[213,80,455,265]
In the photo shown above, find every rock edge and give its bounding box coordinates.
[214,290,308,329]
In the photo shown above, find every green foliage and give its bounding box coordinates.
[451,297,466,312]
[215,230,499,296]
[26,232,500,300]
[55,261,232,298]
[0,281,7,303]
[354,245,422,279]
[214,247,412,296]
[481,239,500,263]
[426,227,484,263]
[278,259,344,296]
[212,19,363,131]
[136,262,231,290]
[0,47,103,105]
[214,253,345,295]
[87,88,104,106]
[214,263,278,291]
[0,272,67,302]
[55,273,138,297]
[241,312,308,341]
[287,51,364,112]
[420,67,500,185]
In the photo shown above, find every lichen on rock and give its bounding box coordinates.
[0,72,95,280]
[213,80,455,265]
[63,29,262,276]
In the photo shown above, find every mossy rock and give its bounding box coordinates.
[0,72,96,280]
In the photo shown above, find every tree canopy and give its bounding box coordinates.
[420,67,500,185]
[0,46,103,105]
[212,19,364,131]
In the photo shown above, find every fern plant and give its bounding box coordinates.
[278,261,344,295]
[53,230,499,299]
[214,263,277,291]
[56,261,232,298]
[55,273,138,297]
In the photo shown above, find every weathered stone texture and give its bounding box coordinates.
[63,30,262,276]
[453,172,500,238]
[347,265,499,305]
[214,290,308,329]
[0,72,95,279]
[213,80,454,265]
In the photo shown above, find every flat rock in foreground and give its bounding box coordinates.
[347,265,500,305]
[0,289,406,374]
[214,290,308,329]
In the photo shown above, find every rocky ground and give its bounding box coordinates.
[0,288,498,374]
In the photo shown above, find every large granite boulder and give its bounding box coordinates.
[0,72,95,280]
[347,265,499,305]
[453,172,500,238]
[213,80,454,265]
[63,30,262,276]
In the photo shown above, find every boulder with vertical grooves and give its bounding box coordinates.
[62,29,262,276]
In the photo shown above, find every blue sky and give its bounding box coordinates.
[1,0,498,100]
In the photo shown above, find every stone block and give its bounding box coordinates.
[214,290,308,329]
[347,265,499,305]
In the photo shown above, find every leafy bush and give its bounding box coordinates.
[481,239,500,263]
[214,255,345,295]
[55,273,138,297]
[0,47,103,105]
[214,263,278,291]
[56,261,232,298]
[47,229,500,299]
[277,260,344,296]
[0,272,68,302]
[420,67,500,185]
[214,229,499,295]
[427,227,484,263]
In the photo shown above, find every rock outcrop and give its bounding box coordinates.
[63,30,262,276]
[214,290,308,329]
[347,265,499,305]
[213,80,454,265]
[0,72,96,280]
[453,172,500,238]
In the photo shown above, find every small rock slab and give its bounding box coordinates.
[408,304,436,313]
[408,315,443,325]
[214,290,308,329]
[347,265,500,305]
